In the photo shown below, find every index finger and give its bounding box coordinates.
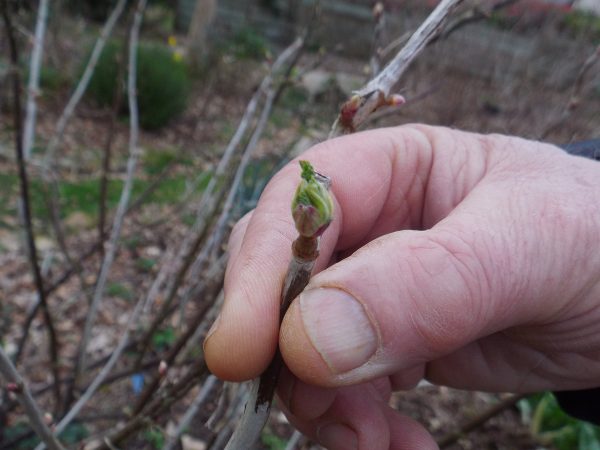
[204,125,442,381]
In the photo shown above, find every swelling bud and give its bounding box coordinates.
[291,161,334,238]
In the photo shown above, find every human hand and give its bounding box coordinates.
[204,125,600,449]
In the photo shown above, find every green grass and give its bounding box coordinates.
[136,257,157,272]
[563,11,600,42]
[227,27,270,60]
[152,326,176,351]
[0,171,211,228]
[144,426,165,450]
[3,422,88,449]
[261,430,287,450]
[106,282,134,301]
[143,148,183,175]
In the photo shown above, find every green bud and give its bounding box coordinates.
[291,161,334,238]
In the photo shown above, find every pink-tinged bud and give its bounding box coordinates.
[291,161,334,238]
[6,382,21,393]
[158,360,168,377]
[44,412,53,426]
[373,2,384,19]
[340,95,363,131]
[387,93,406,106]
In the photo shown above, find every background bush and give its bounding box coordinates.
[66,0,118,21]
[87,41,190,130]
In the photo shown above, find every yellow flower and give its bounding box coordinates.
[173,50,183,62]
[167,35,177,47]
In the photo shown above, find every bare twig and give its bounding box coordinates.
[38,252,217,447]
[379,0,518,78]
[34,6,146,443]
[38,0,129,301]
[77,0,146,376]
[379,31,412,61]
[332,0,463,134]
[96,363,209,449]
[40,0,147,426]
[540,45,600,140]
[437,393,527,448]
[22,0,50,160]
[42,0,129,171]
[207,381,233,431]
[369,2,385,77]
[360,0,461,95]
[98,36,129,257]
[163,375,221,450]
[60,18,131,419]
[2,0,61,409]
[209,383,246,448]
[0,347,65,450]
[131,274,225,415]
[430,0,519,45]
[284,430,303,450]
[37,297,146,449]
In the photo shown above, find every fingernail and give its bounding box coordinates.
[318,423,358,450]
[202,313,221,351]
[299,288,377,373]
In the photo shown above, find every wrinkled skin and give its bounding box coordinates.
[204,125,600,450]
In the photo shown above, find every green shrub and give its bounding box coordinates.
[106,282,134,301]
[227,27,269,60]
[143,147,179,175]
[23,65,70,93]
[563,11,600,42]
[87,41,190,129]
[65,0,114,21]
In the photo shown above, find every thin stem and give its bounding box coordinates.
[2,0,61,410]
[539,45,600,140]
[22,0,50,160]
[284,430,303,450]
[437,393,527,448]
[98,36,128,257]
[37,298,146,450]
[39,0,129,295]
[369,2,385,77]
[359,0,462,97]
[429,0,519,45]
[131,276,223,415]
[61,15,132,419]
[42,0,129,171]
[163,375,221,450]
[96,363,208,449]
[224,236,318,450]
[77,0,146,374]
[0,346,65,450]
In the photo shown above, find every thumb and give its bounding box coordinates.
[280,221,530,387]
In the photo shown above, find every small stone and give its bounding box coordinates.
[181,435,207,450]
